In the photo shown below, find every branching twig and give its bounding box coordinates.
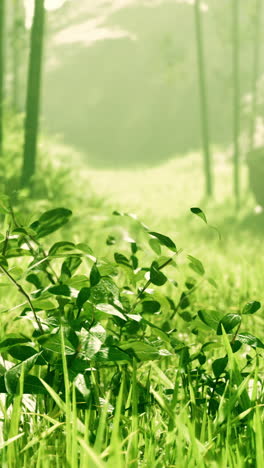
[231,320,242,345]
[9,202,58,284]
[130,253,178,314]
[2,226,10,256]
[170,278,205,320]
[0,264,44,334]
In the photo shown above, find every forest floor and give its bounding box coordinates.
[2,129,264,467]
[82,147,264,312]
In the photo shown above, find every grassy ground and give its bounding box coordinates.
[83,148,264,309]
[1,135,264,467]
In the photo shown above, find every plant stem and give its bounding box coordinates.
[231,320,241,345]
[0,264,44,333]
[170,278,205,320]
[9,203,58,284]
[130,255,176,314]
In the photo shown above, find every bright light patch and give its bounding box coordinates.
[24,0,67,29]
[45,0,66,10]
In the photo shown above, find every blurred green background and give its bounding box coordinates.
[9,0,264,168]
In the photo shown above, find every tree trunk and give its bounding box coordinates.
[248,0,262,153]
[194,0,213,197]
[232,0,240,209]
[12,0,24,113]
[0,0,5,156]
[21,0,45,187]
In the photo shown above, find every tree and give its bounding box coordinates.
[194,0,213,197]
[21,0,45,187]
[248,0,262,153]
[0,0,5,156]
[232,0,240,209]
[11,0,25,113]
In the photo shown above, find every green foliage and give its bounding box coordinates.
[0,199,263,467]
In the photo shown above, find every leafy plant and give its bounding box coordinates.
[0,198,263,467]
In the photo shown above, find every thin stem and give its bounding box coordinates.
[9,203,57,284]
[2,226,10,256]
[130,254,177,314]
[0,264,44,333]
[231,320,242,345]
[170,278,205,320]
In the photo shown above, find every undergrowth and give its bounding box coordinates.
[0,195,263,467]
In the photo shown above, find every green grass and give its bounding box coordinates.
[83,146,264,310]
[1,131,264,467]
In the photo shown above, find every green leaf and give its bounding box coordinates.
[8,345,38,361]
[212,356,228,379]
[236,333,264,349]
[30,208,72,239]
[0,375,48,394]
[142,300,160,314]
[12,227,36,236]
[217,314,241,335]
[26,273,42,289]
[94,346,131,363]
[0,334,30,351]
[149,238,161,255]
[5,248,32,259]
[79,324,106,359]
[190,207,207,224]
[179,292,190,309]
[31,298,57,310]
[61,256,82,280]
[95,303,127,321]
[150,262,167,286]
[119,341,160,361]
[23,375,48,394]
[76,243,93,255]
[5,354,41,394]
[97,260,117,277]
[106,235,116,246]
[48,284,72,297]
[76,287,90,310]
[90,278,119,304]
[187,255,205,276]
[242,301,261,315]
[0,194,10,214]
[114,252,131,268]
[66,275,89,289]
[48,242,75,257]
[207,277,217,288]
[198,310,222,331]
[148,232,177,252]
[41,334,76,355]
[90,263,101,287]
[0,255,8,267]
[143,319,170,343]
[131,255,138,270]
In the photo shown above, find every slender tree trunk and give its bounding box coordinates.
[0,0,5,156]
[12,0,23,113]
[249,0,262,153]
[232,0,240,209]
[21,0,45,187]
[194,0,213,197]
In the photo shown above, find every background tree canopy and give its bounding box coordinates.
[39,0,264,167]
